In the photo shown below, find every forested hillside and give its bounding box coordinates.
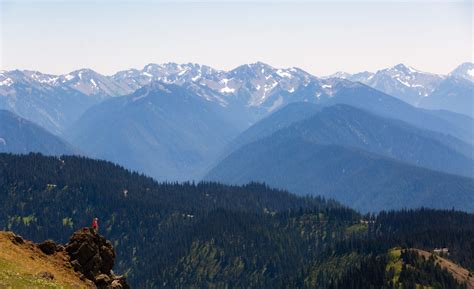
[221,104,474,177]
[206,136,474,212]
[1,153,473,288]
[0,110,77,155]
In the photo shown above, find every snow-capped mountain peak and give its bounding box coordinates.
[390,63,420,74]
[111,61,318,110]
[22,70,59,85]
[449,62,474,82]
[324,71,353,80]
[57,68,130,98]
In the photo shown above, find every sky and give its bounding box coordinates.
[0,0,472,76]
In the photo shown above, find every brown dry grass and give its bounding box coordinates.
[0,231,94,289]
[412,248,474,289]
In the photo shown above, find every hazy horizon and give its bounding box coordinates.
[1,1,472,76]
[1,59,473,77]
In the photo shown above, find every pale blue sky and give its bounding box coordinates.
[0,1,472,76]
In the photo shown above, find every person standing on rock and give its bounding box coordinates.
[92,217,99,233]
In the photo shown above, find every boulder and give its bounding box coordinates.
[37,271,55,280]
[37,239,58,255]
[7,232,24,245]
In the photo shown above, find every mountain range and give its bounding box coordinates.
[325,62,474,116]
[1,62,472,136]
[205,104,474,212]
[64,71,474,181]
[1,61,473,212]
[65,82,240,180]
[220,103,474,176]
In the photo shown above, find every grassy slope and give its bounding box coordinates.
[413,249,474,289]
[0,231,92,289]
[386,248,474,289]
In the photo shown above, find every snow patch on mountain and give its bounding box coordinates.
[220,86,235,94]
[449,62,474,82]
[0,78,13,86]
[268,95,284,112]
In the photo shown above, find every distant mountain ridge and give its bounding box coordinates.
[0,68,132,134]
[66,78,474,181]
[65,82,240,181]
[206,135,474,213]
[325,62,473,116]
[2,62,472,182]
[0,110,77,156]
[205,104,474,212]
[325,64,444,103]
[1,61,472,134]
[221,103,474,177]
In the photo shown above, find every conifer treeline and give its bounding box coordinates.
[0,153,472,288]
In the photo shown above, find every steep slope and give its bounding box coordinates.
[419,76,474,117]
[326,62,474,117]
[206,135,474,212]
[364,64,444,105]
[326,64,444,106]
[90,62,474,143]
[66,82,240,181]
[3,62,471,136]
[320,83,474,144]
[57,68,132,98]
[112,62,337,125]
[289,105,474,176]
[450,62,474,82]
[0,70,112,134]
[0,152,343,288]
[285,247,472,289]
[219,102,323,161]
[413,249,474,289]
[112,62,316,108]
[0,110,77,155]
[0,232,91,289]
[0,229,129,289]
[222,103,474,176]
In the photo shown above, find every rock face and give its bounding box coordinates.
[65,227,130,289]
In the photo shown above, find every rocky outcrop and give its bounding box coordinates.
[37,239,60,255]
[9,232,25,245]
[65,227,130,289]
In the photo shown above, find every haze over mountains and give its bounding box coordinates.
[2,61,472,133]
[325,62,474,116]
[0,61,473,212]
[0,110,76,156]
[205,104,474,212]
[66,83,240,180]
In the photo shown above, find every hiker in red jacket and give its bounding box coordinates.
[92,217,99,232]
